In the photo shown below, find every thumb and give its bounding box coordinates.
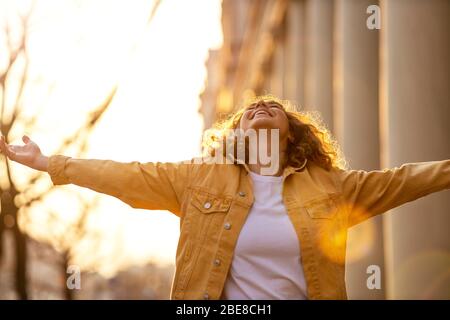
[22,135,30,144]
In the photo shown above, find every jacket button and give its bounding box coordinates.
[203,202,212,209]
[238,191,246,197]
[203,292,209,300]
[224,222,231,230]
[214,259,221,266]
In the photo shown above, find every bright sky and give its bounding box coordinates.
[1,0,223,276]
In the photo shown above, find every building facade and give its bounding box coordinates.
[199,0,450,299]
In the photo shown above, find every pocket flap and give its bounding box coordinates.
[191,190,232,214]
[305,197,338,219]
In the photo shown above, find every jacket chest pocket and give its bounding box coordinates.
[302,194,347,265]
[304,195,339,220]
[186,189,232,243]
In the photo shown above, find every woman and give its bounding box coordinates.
[1,96,449,300]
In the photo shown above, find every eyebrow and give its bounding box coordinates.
[247,101,283,108]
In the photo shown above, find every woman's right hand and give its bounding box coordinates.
[0,135,49,172]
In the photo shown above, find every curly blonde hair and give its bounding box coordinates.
[203,94,347,171]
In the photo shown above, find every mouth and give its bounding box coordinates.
[252,109,272,119]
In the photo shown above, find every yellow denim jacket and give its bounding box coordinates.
[47,155,450,299]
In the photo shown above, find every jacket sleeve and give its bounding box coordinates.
[335,160,450,227]
[47,154,195,216]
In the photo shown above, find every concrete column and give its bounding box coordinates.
[270,24,286,98]
[380,0,450,299]
[284,0,305,107]
[304,0,334,132]
[334,0,384,299]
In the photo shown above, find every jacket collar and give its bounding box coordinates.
[226,153,308,178]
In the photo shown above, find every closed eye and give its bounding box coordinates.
[269,104,282,109]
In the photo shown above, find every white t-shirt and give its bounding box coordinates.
[221,171,308,300]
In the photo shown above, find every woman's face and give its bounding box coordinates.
[239,100,290,139]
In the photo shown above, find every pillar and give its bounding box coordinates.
[334,0,385,299]
[380,0,450,299]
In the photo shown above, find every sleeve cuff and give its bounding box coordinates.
[48,155,71,185]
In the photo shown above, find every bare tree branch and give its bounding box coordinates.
[0,0,162,299]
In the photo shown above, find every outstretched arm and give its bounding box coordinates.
[0,135,193,216]
[335,160,450,227]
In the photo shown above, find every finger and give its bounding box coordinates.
[0,138,6,154]
[1,136,8,151]
[22,135,30,144]
[6,145,16,156]
[0,137,15,158]
[1,136,8,149]
[0,143,13,157]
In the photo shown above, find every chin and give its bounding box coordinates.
[249,119,279,130]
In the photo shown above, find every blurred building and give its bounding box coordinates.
[78,264,174,300]
[199,0,450,299]
[0,229,174,299]
[0,231,64,299]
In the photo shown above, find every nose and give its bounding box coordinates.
[255,100,268,109]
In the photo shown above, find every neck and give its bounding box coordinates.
[247,153,287,176]
[247,135,288,176]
